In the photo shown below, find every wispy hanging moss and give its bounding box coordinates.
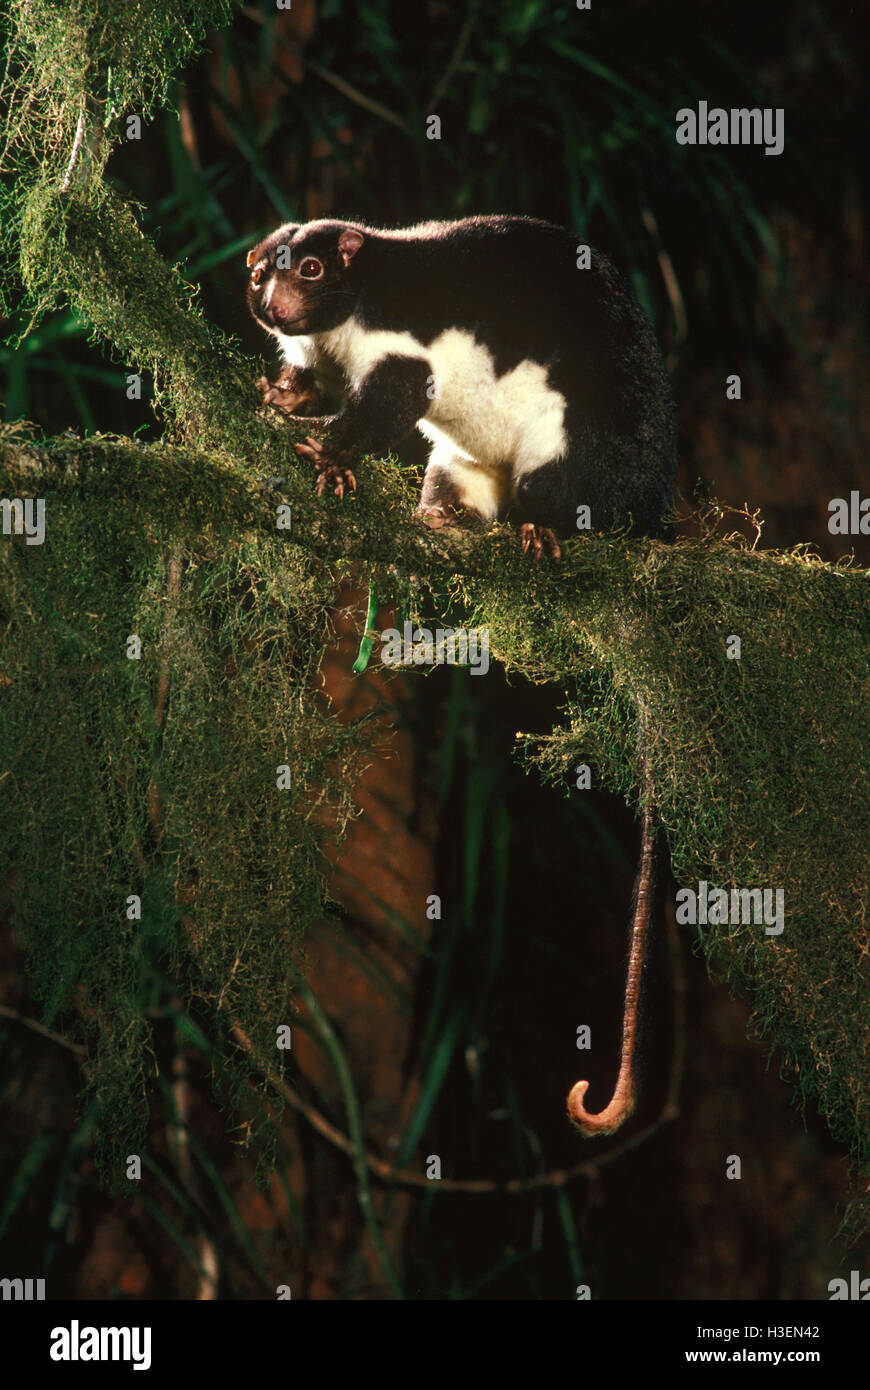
[0,425,373,1184]
[2,429,869,1225]
[2,0,868,1234]
[0,0,232,317]
[503,541,870,1237]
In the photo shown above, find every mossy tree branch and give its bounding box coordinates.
[3,0,870,1238]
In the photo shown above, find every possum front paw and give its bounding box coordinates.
[519,523,562,562]
[256,365,325,417]
[295,436,357,499]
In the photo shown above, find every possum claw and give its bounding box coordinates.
[296,438,357,498]
[257,368,323,416]
[295,435,325,462]
[519,523,562,562]
[316,465,357,499]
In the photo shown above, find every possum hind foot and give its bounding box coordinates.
[295,435,357,498]
[519,523,562,562]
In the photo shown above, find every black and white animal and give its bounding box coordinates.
[247,215,677,558]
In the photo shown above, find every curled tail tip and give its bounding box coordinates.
[566,1078,636,1138]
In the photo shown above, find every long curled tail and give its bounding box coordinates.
[567,755,656,1137]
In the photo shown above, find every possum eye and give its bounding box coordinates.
[299,256,324,280]
[250,265,264,287]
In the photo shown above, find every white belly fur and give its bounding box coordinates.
[278,320,568,483]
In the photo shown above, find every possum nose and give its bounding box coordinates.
[267,303,289,325]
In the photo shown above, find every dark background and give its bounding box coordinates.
[1,0,868,1299]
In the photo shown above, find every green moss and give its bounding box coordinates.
[510,540,870,1236]
[1,0,232,316]
[2,0,868,1233]
[2,430,869,1225]
[0,429,372,1185]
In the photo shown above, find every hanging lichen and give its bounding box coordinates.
[1,0,869,1234]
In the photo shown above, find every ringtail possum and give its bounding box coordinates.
[247,215,677,558]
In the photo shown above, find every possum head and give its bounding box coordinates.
[246,220,365,338]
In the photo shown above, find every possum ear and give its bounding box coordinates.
[338,228,365,267]
[246,248,257,267]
